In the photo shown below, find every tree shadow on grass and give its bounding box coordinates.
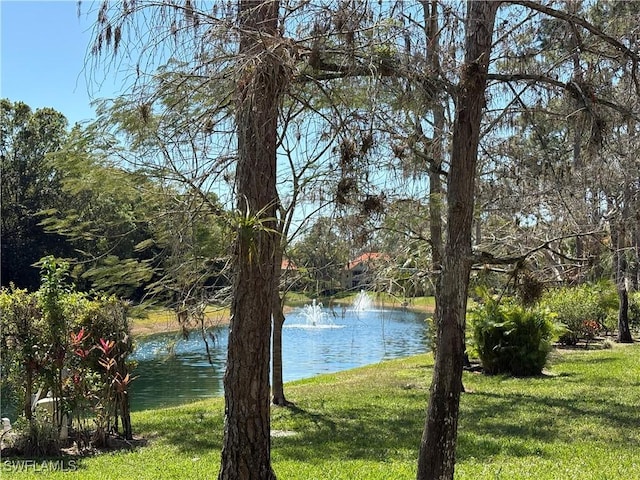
[456,386,640,462]
[272,392,425,463]
[132,403,224,454]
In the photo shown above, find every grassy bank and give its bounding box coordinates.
[129,306,231,337]
[4,344,639,479]
[129,294,436,337]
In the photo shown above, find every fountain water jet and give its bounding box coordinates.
[300,299,332,327]
[285,299,343,329]
[352,290,373,312]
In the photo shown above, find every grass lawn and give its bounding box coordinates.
[4,344,639,479]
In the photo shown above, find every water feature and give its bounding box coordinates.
[291,299,342,328]
[352,289,373,312]
[129,298,430,411]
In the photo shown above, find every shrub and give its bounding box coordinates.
[0,258,135,451]
[4,411,60,457]
[469,296,558,376]
[540,282,617,345]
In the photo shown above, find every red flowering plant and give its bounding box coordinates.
[70,327,91,359]
[580,319,601,348]
[64,327,102,449]
[72,296,135,445]
[1,260,136,452]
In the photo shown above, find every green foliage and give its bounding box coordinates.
[41,125,231,304]
[0,260,135,453]
[469,294,559,376]
[0,286,45,419]
[0,99,72,290]
[289,216,350,294]
[540,282,618,345]
[4,411,61,457]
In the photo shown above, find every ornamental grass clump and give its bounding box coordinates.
[469,293,559,376]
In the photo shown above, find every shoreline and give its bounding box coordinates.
[130,297,435,338]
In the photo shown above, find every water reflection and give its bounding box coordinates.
[130,306,429,411]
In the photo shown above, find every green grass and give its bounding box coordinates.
[4,345,639,479]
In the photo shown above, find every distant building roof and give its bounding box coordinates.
[345,252,388,271]
[281,258,297,271]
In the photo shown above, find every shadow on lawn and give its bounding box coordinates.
[456,385,639,461]
[134,404,224,454]
[127,350,638,464]
[272,392,426,462]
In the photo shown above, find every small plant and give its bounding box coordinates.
[602,338,615,349]
[6,411,60,457]
[580,320,601,348]
[469,293,559,376]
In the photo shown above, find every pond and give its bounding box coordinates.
[129,301,430,411]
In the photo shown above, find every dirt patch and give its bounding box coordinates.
[1,433,149,460]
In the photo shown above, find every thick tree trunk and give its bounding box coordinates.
[617,286,633,343]
[416,2,497,480]
[219,2,285,479]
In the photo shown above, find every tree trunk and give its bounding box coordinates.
[218,2,285,479]
[422,0,445,361]
[425,0,444,275]
[25,368,33,420]
[617,286,632,343]
[632,222,639,290]
[613,221,634,343]
[271,247,290,406]
[417,2,497,479]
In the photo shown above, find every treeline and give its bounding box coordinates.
[1,99,231,305]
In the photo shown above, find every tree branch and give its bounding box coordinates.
[472,230,604,266]
[510,0,640,93]
[487,73,640,121]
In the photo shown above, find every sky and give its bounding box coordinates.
[1,0,124,125]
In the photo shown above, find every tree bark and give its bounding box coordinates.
[421,0,445,362]
[612,220,634,343]
[424,0,444,275]
[271,247,290,406]
[219,2,285,479]
[416,2,498,479]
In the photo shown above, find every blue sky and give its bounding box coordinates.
[1,0,122,125]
